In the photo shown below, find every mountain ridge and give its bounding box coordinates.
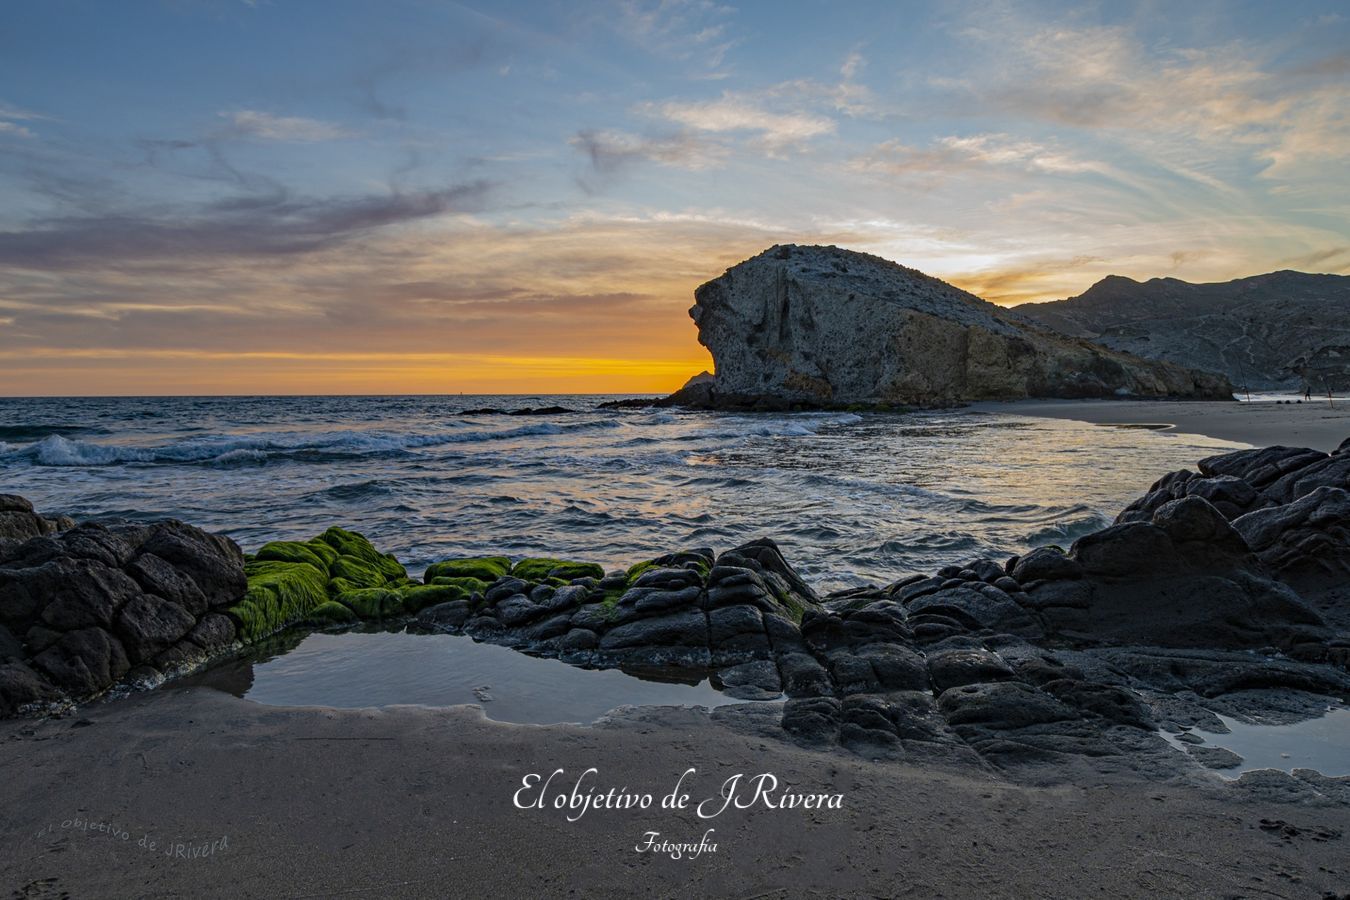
[1016,269,1350,390]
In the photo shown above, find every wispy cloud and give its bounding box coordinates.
[0,121,35,139]
[571,129,728,174]
[850,133,1109,184]
[0,100,45,139]
[612,0,739,72]
[223,110,356,142]
[944,14,1350,181]
[644,92,834,152]
[0,183,493,269]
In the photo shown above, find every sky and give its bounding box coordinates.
[1,0,1347,396]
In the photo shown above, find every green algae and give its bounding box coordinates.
[329,555,388,589]
[335,588,405,619]
[229,560,331,642]
[304,600,359,626]
[426,575,489,594]
[236,528,410,642]
[423,557,511,583]
[316,526,406,582]
[255,540,332,574]
[511,558,604,582]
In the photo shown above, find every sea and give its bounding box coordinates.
[0,395,1247,593]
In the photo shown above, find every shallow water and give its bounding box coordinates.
[179,628,754,724]
[0,395,1245,591]
[1162,706,1350,778]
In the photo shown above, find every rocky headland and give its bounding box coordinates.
[654,245,1232,411]
[1017,270,1350,392]
[3,437,1348,790]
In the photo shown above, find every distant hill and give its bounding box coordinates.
[1015,271,1350,391]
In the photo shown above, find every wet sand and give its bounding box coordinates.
[969,398,1350,452]
[2,688,1348,898]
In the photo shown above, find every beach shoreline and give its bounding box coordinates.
[967,398,1350,452]
[3,688,1349,898]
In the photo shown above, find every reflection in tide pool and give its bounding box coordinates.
[180,628,759,724]
[1163,706,1350,778]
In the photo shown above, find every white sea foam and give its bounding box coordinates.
[4,421,616,467]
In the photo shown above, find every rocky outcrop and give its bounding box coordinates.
[1016,270,1350,391]
[403,437,1350,779]
[415,541,819,691]
[1116,440,1350,624]
[0,517,246,716]
[686,245,1232,409]
[3,434,1348,786]
[0,494,74,545]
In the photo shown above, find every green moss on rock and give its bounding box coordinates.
[511,558,604,582]
[304,538,341,569]
[229,561,330,642]
[317,526,406,582]
[424,557,511,583]
[255,540,332,574]
[305,600,359,626]
[330,555,388,589]
[427,575,489,593]
[335,588,405,619]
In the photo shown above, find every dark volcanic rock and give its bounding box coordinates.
[137,520,247,609]
[599,609,707,650]
[31,627,131,694]
[0,495,72,542]
[0,502,246,714]
[114,594,198,663]
[1234,487,1350,606]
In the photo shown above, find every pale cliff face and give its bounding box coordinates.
[689,245,1233,406]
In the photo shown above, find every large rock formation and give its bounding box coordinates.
[0,515,247,715]
[1016,270,1350,391]
[687,245,1232,408]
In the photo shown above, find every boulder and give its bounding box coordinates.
[113,594,198,663]
[1234,486,1350,603]
[598,609,707,650]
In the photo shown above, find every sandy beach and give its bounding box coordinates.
[3,688,1349,899]
[969,398,1350,453]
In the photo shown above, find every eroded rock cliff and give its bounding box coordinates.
[689,245,1233,407]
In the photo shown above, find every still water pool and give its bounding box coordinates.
[179,628,760,725]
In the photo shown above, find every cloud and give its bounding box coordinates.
[943,14,1350,181]
[612,0,739,72]
[0,182,493,269]
[645,92,835,151]
[1278,245,1350,272]
[849,133,1110,185]
[0,100,44,138]
[571,129,728,174]
[223,110,355,142]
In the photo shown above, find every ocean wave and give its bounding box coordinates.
[0,420,616,468]
[312,480,396,502]
[0,424,100,442]
[1023,512,1111,547]
[696,412,864,441]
